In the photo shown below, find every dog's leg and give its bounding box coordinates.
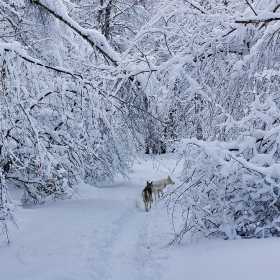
[157,189,161,199]
[153,189,157,201]
[149,191,153,203]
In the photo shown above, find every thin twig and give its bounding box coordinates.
[246,0,257,16]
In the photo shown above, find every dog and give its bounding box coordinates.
[142,181,154,212]
[152,176,175,201]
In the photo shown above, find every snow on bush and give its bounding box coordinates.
[0,42,134,207]
[168,96,280,243]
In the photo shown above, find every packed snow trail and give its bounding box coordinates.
[0,154,175,280]
[1,154,280,280]
[65,194,169,280]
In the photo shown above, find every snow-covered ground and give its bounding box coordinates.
[1,154,279,280]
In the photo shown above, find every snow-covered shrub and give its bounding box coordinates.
[0,43,135,206]
[168,97,280,243]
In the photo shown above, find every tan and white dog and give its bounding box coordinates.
[152,176,175,201]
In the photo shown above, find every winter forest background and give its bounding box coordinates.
[2,0,280,246]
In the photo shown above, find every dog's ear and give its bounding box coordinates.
[147,181,149,184]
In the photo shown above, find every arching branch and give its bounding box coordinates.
[31,0,120,65]
[1,42,82,78]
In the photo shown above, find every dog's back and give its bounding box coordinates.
[153,176,175,189]
[142,188,150,203]
[152,176,175,200]
[152,178,166,189]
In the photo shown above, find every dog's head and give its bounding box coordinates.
[146,181,153,189]
[167,176,175,185]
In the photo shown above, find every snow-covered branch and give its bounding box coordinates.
[0,42,81,77]
[236,12,280,24]
[31,0,120,65]
[235,1,280,24]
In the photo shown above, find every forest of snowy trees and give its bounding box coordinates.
[1,0,280,243]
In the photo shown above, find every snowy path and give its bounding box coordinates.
[1,154,280,280]
[104,202,163,280]
[0,155,174,280]
[72,185,170,280]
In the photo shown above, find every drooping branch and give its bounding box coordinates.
[31,0,120,65]
[1,42,82,78]
[1,42,169,127]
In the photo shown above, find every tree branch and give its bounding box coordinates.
[184,0,206,14]
[31,0,120,65]
[2,44,82,78]
[235,14,280,24]
[245,0,257,16]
